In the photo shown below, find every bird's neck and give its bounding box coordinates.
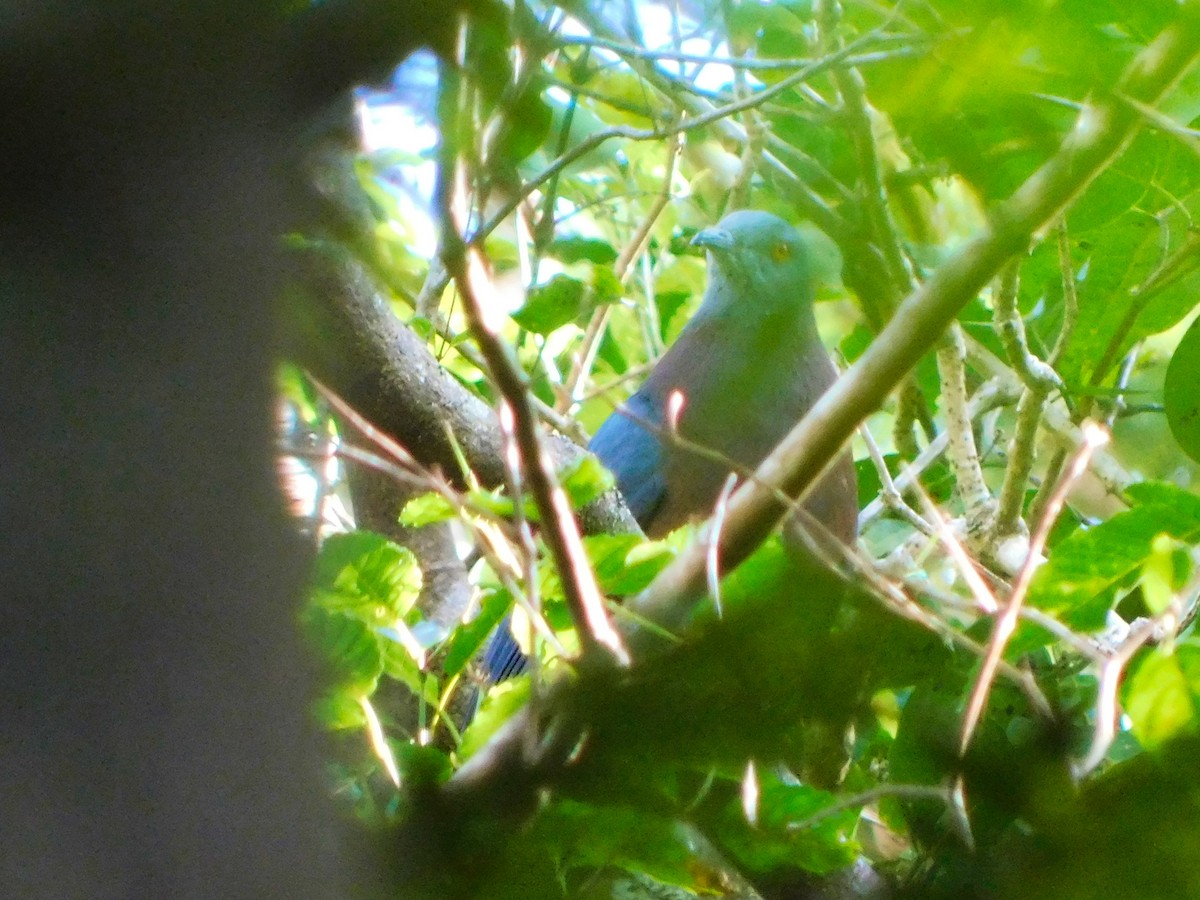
[696,295,820,344]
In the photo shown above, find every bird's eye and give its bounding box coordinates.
[771,242,792,262]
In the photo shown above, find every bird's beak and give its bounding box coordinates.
[691,227,735,252]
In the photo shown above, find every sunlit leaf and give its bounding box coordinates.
[399,492,457,526]
[547,235,619,265]
[1124,642,1200,750]
[311,531,423,620]
[512,274,589,334]
[304,606,383,697]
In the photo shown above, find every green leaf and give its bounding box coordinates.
[495,83,554,166]
[585,533,675,596]
[655,255,706,300]
[304,606,383,697]
[442,588,513,678]
[310,531,423,621]
[589,263,622,306]
[594,325,629,378]
[399,492,457,527]
[528,800,696,889]
[1067,130,1156,232]
[536,533,673,606]
[380,639,438,704]
[464,2,514,106]
[727,1,807,55]
[716,777,859,876]
[1165,312,1200,464]
[1056,207,1200,389]
[511,274,588,335]
[394,741,453,789]
[654,290,690,342]
[560,453,615,508]
[546,235,618,265]
[311,691,366,731]
[996,734,1200,898]
[403,461,608,534]
[460,677,531,761]
[1124,643,1200,750]
[1027,482,1200,633]
[1141,533,1189,616]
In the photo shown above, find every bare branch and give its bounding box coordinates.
[936,324,994,532]
[990,258,1061,545]
[1073,617,1158,778]
[858,423,933,535]
[993,258,1063,394]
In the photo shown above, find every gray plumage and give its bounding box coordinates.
[590,209,857,542]
[482,210,857,683]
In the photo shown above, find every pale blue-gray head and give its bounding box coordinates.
[690,210,814,318]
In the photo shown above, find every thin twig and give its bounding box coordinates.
[958,422,1109,759]
[440,6,1200,810]
[1072,617,1157,778]
[990,387,1047,546]
[819,0,915,300]
[407,259,589,442]
[792,507,1053,717]
[726,48,760,212]
[858,422,933,534]
[559,307,613,415]
[901,573,1101,659]
[914,489,1000,616]
[1115,90,1200,159]
[992,258,1063,393]
[1014,222,1083,527]
[437,58,630,669]
[1105,346,1141,429]
[707,474,739,618]
[559,134,682,412]
[560,32,938,71]
[469,43,851,251]
[965,334,1134,500]
[990,256,1062,545]
[1051,219,1078,365]
[787,782,953,833]
[859,376,1018,528]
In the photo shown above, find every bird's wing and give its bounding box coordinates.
[480,617,528,683]
[588,389,666,530]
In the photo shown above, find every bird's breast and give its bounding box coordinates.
[641,315,838,535]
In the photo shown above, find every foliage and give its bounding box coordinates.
[289,0,1200,896]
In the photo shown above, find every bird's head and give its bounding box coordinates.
[691,210,812,317]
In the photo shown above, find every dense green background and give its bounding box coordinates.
[291,1,1200,896]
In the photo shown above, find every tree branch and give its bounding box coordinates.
[628,8,1200,644]
[284,242,641,537]
[936,324,994,535]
